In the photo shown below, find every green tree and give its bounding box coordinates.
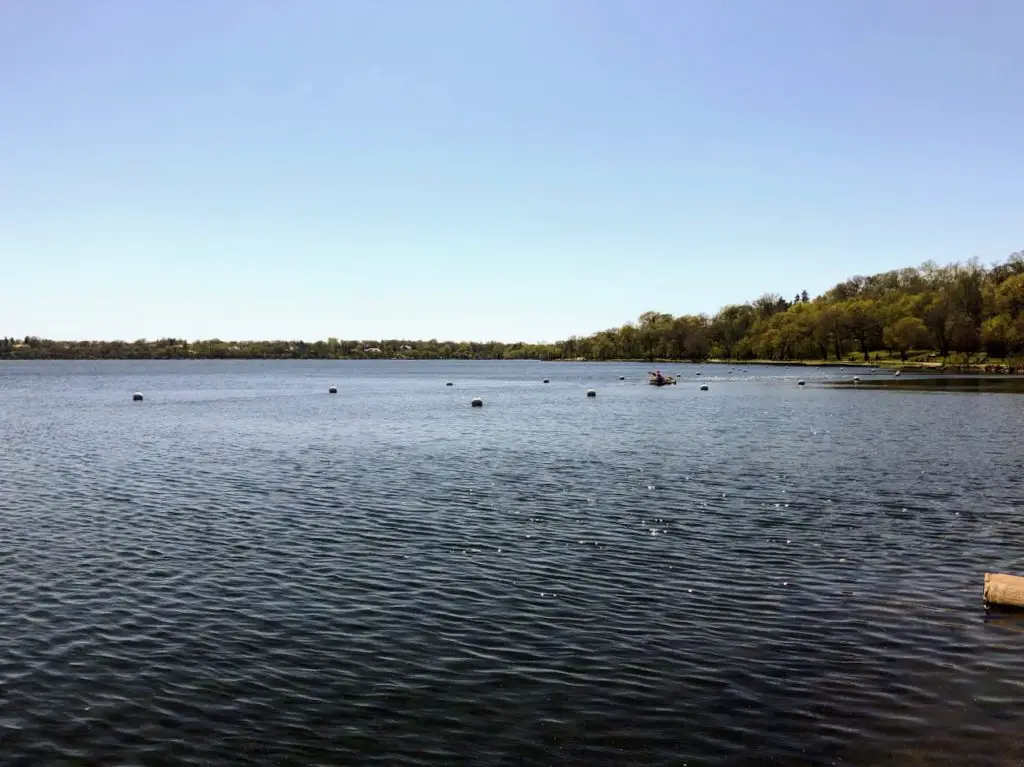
[981,314,1018,358]
[709,305,754,359]
[948,311,981,357]
[840,299,884,361]
[883,316,930,361]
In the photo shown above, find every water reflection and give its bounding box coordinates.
[827,375,1024,394]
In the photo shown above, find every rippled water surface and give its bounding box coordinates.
[2,360,1023,766]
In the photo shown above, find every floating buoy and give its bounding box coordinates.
[446,381,453,386]
[586,389,596,398]
[696,372,701,376]
[984,572,1024,609]
[542,379,549,384]
[700,384,709,391]
[894,370,902,377]
[853,376,861,383]
[619,376,625,380]
[328,386,337,394]
[132,392,143,402]
[798,380,806,386]
[470,397,483,407]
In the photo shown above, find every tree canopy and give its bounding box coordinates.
[4,252,1024,365]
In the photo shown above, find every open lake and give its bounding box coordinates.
[1,360,1022,766]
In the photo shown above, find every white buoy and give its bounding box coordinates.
[586,389,596,398]
[894,370,902,377]
[853,376,861,383]
[700,384,709,391]
[798,380,806,386]
[132,392,143,401]
[328,386,337,394]
[471,397,483,407]
[446,381,454,386]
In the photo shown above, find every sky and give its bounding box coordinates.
[1,0,1022,343]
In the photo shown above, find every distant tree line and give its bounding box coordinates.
[4,252,1023,365]
[0,336,564,361]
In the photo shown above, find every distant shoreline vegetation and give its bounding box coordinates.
[4,252,1024,371]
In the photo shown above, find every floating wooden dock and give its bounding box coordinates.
[983,573,1024,609]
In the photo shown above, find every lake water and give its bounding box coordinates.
[1,360,1023,766]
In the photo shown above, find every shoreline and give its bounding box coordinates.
[554,358,1023,374]
[2,356,1021,374]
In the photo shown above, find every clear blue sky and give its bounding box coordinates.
[1,0,1021,343]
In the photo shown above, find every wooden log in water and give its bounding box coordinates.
[983,573,1024,609]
